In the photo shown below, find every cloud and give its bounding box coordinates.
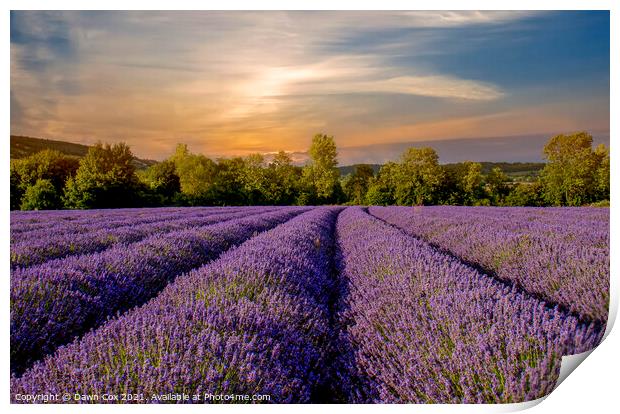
[10,11,607,161]
[397,11,537,27]
[235,57,504,103]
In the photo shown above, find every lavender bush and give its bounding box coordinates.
[11,207,306,375]
[10,205,608,404]
[11,207,273,268]
[11,207,192,235]
[12,207,341,403]
[369,206,609,324]
[334,207,602,403]
[11,207,241,242]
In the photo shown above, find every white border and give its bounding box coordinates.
[2,1,617,413]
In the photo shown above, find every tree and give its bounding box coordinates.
[504,182,547,206]
[302,134,340,203]
[366,162,397,205]
[63,142,140,209]
[242,153,268,204]
[343,164,375,205]
[10,164,24,211]
[12,149,79,190]
[540,132,598,206]
[20,179,61,210]
[10,149,79,210]
[174,152,218,200]
[265,151,301,205]
[140,159,181,202]
[485,167,510,204]
[210,157,246,205]
[593,143,610,201]
[394,147,444,205]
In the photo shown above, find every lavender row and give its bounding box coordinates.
[10,206,245,235]
[10,207,307,375]
[335,207,602,403]
[369,206,609,324]
[12,207,341,403]
[11,207,250,246]
[11,208,273,268]
[10,206,190,231]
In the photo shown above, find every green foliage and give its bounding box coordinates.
[141,160,180,198]
[540,132,602,206]
[10,149,79,210]
[173,147,218,199]
[11,131,607,210]
[63,142,140,209]
[365,162,397,205]
[589,199,610,207]
[265,151,301,205]
[439,161,487,205]
[593,144,610,200]
[443,161,545,176]
[393,147,444,206]
[20,179,61,210]
[485,167,510,204]
[11,135,90,159]
[10,165,25,211]
[343,164,375,205]
[210,157,247,206]
[138,159,181,205]
[11,135,156,169]
[504,182,547,207]
[242,154,268,205]
[302,134,340,203]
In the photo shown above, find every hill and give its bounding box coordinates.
[338,164,382,176]
[338,161,545,179]
[10,135,157,169]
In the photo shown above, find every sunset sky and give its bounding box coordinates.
[10,11,609,164]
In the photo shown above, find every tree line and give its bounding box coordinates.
[10,131,609,210]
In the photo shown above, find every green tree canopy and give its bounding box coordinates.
[10,166,23,211]
[394,147,444,205]
[10,149,79,210]
[302,133,340,203]
[540,132,599,206]
[485,166,510,204]
[593,143,610,201]
[504,182,546,207]
[265,151,301,205]
[365,162,398,206]
[210,157,246,206]
[173,145,218,200]
[343,164,375,205]
[141,159,181,200]
[242,153,268,204]
[63,142,139,209]
[20,179,61,210]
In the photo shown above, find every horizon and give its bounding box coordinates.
[11,11,610,163]
[11,131,610,166]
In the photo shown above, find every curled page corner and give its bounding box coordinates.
[487,396,547,413]
[555,349,595,389]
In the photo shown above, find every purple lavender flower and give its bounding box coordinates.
[334,207,602,403]
[368,206,609,324]
[11,207,307,375]
[12,207,341,403]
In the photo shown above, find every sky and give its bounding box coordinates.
[10,11,610,164]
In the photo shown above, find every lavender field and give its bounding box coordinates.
[10,206,609,404]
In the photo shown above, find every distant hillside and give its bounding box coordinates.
[445,161,545,176]
[339,161,545,178]
[338,164,382,176]
[10,135,157,169]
